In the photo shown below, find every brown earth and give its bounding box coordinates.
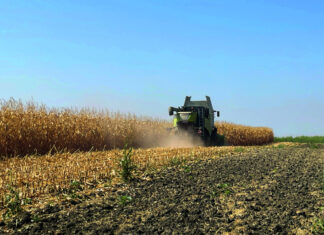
[1,145,323,234]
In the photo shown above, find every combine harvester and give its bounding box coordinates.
[169,96,225,146]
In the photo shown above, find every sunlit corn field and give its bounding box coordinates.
[0,98,171,157]
[0,99,275,217]
[0,98,273,158]
[216,122,274,146]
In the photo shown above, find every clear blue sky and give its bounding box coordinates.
[1,0,323,136]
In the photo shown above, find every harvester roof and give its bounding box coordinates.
[183,96,214,111]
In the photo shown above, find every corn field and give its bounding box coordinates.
[0,99,274,158]
[0,98,170,157]
[0,98,275,215]
[216,122,274,146]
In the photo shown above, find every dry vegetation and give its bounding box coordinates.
[3,144,323,234]
[216,122,274,146]
[1,99,320,233]
[0,98,170,157]
[0,99,273,158]
[0,98,274,216]
[0,146,253,212]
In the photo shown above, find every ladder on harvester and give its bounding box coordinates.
[197,108,204,136]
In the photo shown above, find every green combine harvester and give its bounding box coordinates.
[168,96,225,146]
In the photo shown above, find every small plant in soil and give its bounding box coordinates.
[209,183,233,198]
[31,214,40,223]
[276,144,285,149]
[169,157,184,166]
[22,197,32,205]
[66,180,84,199]
[234,147,244,152]
[118,195,133,206]
[57,180,84,201]
[308,143,319,149]
[119,144,137,182]
[312,218,324,234]
[70,180,82,192]
[182,165,191,173]
[2,185,27,220]
[217,183,233,196]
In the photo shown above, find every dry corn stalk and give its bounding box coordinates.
[0,98,171,157]
[0,99,273,158]
[216,121,274,146]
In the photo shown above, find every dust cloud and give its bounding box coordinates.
[158,133,204,148]
[139,131,204,148]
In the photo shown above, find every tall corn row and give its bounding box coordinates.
[0,98,170,157]
[216,121,274,145]
[0,99,274,158]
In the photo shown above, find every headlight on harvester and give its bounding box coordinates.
[179,112,191,121]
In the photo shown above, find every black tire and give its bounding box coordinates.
[210,128,217,146]
[203,128,214,147]
[216,133,225,146]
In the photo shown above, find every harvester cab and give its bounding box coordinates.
[168,96,224,146]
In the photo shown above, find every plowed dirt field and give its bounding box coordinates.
[2,145,323,234]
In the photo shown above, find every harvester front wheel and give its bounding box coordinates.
[210,128,225,146]
[210,128,217,146]
[215,133,225,146]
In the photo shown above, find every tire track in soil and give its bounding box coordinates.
[3,146,324,234]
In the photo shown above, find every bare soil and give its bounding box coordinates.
[1,145,323,234]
